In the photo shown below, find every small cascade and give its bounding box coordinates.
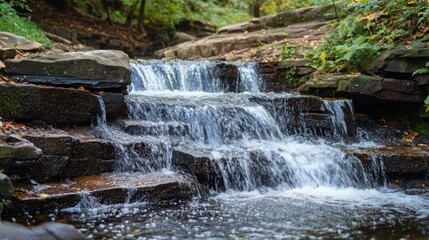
[236,62,264,92]
[322,99,356,139]
[130,60,263,93]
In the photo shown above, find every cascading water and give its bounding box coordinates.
[123,60,370,190]
[59,60,429,239]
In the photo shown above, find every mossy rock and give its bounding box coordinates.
[0,173,14,200]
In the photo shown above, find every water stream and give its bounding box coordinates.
[49,60,429,238]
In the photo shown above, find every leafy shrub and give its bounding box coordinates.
[308,0,429,73]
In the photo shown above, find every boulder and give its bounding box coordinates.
[5,50,131,93]
[0,83,101,125]
[0,32,43,61]
[0,173,14,201]
[0,142,42,166]
[0,221,85,240]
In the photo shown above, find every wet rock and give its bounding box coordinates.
[7,132,117,181]
[5,50,131,93]
[101,92,128,121]
[9,173,205,214]
[119,120,190,139]
[0,173,14,201]
[0,83,101,125]
[0,221,85,240]
[215,63,239,92]
[172,147,222,190]
[350,146,429,182]
[0,142,42,164]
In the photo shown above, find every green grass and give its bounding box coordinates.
[0,2,51,48]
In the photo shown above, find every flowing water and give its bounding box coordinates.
[26,60,429,239]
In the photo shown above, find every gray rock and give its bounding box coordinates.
[172,32,197,45]
[5,50,131,93]
[0,221,85,240]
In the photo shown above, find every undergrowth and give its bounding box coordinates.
[0,1,51,48]
[308,0,429,73]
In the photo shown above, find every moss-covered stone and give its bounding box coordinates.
[0,173,14,201]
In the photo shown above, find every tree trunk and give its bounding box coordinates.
[249,0,262,18]
[126,0,139,27]
[137,0,146,32]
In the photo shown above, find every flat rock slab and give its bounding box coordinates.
[5,50,131,93]
[11,173,204,213]
[0,32,43,61]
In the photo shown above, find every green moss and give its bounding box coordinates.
[0,87,38,120]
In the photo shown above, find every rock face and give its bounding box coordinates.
[0,83,125,125]
[0,83,101,125]
[0,32,44,61]
[0,221,85,240]
[5,50,131,93]
[299,73,427,104]
[299,48,429,106]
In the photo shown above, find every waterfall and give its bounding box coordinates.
[93,60,381,191]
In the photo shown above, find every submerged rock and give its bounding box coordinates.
[5,50,131,93]
[0,221,85,240]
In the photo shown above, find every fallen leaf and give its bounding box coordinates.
[18,132,23,138]
[402,138,413,143]
[78,86,85,90]
[417,143,427,147]
[98,91,105,95]
[408,131,419,139]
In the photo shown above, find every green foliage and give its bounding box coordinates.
[0,1,51,48]
[308,0,429,73]
[413,61,429,76]
[260,0,332,14]
[278,45,297,60]
[284,66,299,87]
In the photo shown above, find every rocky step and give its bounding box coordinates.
[6,172,206,215]
[0,83,127,125]
[5,50,131,93]
[349,145,429,186]
[117,120,191,139]
[3,132,117,182]
[173,145,429,190]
